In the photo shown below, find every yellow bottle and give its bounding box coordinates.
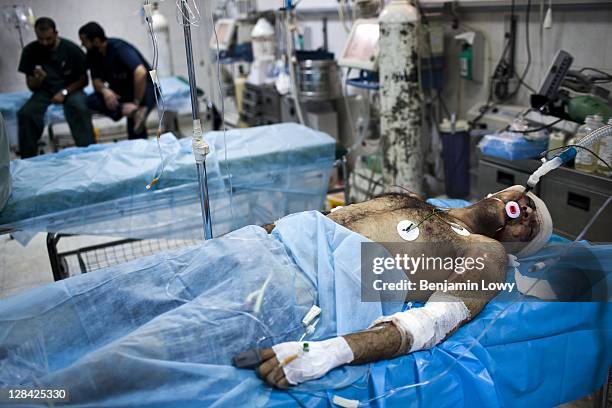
[574,115,603,174]
[547,131,566,152]
[597,118,612,177]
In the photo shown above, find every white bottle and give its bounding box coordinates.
[574,115,603,174]
[597,118,612,177]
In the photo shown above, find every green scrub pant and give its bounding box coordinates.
[17,90,94,158]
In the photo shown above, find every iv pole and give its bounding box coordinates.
[180,0,213,240]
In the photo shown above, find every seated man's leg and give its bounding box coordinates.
[17,92,51,158]
[63,90,95,147]
[128,83,156,140]
[86,92,122,121]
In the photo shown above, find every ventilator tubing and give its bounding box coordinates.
[527,124,612,189]
[527,156,564,189]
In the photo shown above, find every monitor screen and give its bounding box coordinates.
[344,22,379,61]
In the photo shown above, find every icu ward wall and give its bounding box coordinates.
[259,0,612,120]
[1,0,611,121]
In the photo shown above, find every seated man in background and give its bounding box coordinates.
[78,22,155,140]
[17,17,94,158]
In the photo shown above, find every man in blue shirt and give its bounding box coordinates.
[78,22,155,139]
[17,17,94,157]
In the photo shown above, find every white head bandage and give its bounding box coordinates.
[500,185,553,258]
[369,292,470,354]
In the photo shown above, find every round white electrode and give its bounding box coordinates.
[505,201,521,219]
[450,222,470,237]
[397,220,419,241]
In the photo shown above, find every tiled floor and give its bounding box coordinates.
[0,233,118,299]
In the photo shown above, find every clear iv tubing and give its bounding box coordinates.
[285,9,306,125]
[296,195,611,407]
[175,0,200,26]
[210,10,235,223]
[163,236,319,349]
[144,1,167,189]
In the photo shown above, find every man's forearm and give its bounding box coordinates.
[64,75,88,94]
[343,322,405,364]
[133,65,147,104]
[93,78,106,94]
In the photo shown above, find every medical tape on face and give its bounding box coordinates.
[370,292,470,354]
[272,337,354,385]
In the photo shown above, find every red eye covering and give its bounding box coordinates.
[505,201,521,219]
[499,185,553,258]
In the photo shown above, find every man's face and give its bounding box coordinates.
[491,189,539,243]
[79,34,94,51]
[36,27,58,51]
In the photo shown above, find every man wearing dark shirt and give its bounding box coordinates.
[78,22,155,139]
[17,17,94,158]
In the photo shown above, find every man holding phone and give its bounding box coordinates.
[17,17,94,158]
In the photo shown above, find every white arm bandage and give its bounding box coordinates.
[370,292,470,354]
[272,337,354,385]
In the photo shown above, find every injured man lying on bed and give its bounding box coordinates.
[0,185,553,405]
[251,185,552,388]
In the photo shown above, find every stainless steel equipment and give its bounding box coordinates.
[297,59,341,100]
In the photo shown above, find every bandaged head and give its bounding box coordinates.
[488,185,553,258]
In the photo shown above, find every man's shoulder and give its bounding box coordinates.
[22,41,40,55]
[59,37,81,49]
[109,37,136,52]
[59,38,85,54]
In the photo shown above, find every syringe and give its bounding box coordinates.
[525,124,612,192]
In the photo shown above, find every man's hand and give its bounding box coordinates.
[33,66,47,81]
[102,88,121,111]
[121,102,138,117]
[254,337,354,388]
[51,91,65,104]
[255,348,291,389]
[26,66,47,90]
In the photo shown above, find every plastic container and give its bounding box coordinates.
[478,121,548,161]
[251,18,276,60]
[597,118,612,177]
[440,119,470,198]
[574,114,603,174]
[548,131,566,152]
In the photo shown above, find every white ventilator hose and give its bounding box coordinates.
[528,124,612,188]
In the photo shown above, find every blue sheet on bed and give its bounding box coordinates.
[0,77,191,146]
[0,210,610,407]
[0,123,335,242]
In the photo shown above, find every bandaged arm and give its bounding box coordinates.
[262,241,507,385]
[272,293,471,385]
[369,292,470,354]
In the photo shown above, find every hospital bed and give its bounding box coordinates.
[0,206,609,407]
[0,76,193,149]
[0,123,336,279]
